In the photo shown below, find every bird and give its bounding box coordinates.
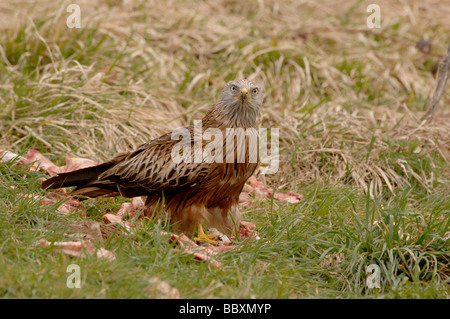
[42,79,264,244]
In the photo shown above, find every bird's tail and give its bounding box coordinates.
[41,161,120,199]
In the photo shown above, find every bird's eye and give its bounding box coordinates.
[230,85,238,93]
[252,88,259,95]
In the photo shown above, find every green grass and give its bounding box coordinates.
[0,160,448,298]
[0,0,449,299]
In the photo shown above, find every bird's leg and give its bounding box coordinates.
[194,224,218,246]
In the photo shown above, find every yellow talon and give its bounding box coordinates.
[194,224,218,246]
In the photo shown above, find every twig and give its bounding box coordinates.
[298,27,444,58]
[422,42,450,121]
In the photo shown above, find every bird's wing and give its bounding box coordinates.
[97,128,211,194]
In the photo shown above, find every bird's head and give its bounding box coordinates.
[219,79,264,127]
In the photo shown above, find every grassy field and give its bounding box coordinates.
[0,0,449,298]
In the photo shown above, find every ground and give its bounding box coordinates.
[0,0,449,298]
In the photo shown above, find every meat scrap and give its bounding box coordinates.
[24,149,96,175]
[1,149,96,175]
[103,213,135,232]
[160,231,222,268]
[116,197,145,218]
[239,176,303,205]
[0,150,25,163]
[36,239,116,262]
[145,277,180,299]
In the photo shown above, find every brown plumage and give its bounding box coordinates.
[42,79,264,237]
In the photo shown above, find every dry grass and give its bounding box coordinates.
[0,0,449,299]
[0,0,449,192]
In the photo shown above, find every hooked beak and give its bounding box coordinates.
[238,88,249,103]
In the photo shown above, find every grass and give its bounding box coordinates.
[0,0,449,298]
[1,161,448,298]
